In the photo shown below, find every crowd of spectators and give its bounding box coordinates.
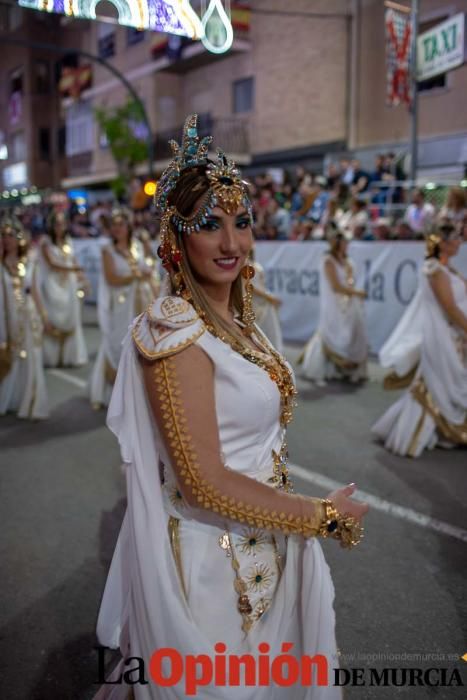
[249,155,467,242]
[2,155,467,244]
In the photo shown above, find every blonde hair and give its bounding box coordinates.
[167,166,250,347]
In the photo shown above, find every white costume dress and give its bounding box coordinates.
[372,259,467,456]
[253,261,284,354]
[94,296,340,700]
[301,254,367,383]
[0,257,48,419]
[36,235,88,367]
[89,242,155,407]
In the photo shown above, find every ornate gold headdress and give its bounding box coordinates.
[155,114,252,237]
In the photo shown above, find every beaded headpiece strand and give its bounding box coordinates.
[154,114,252,237]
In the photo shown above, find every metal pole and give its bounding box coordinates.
[0,35,155,179]
[409,0,419,186]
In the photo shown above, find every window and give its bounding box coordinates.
[97,20,115,59]
[127,27,145,46]
[65,101,94,156]
[10,131,25,161]
[57,126,66,157]
[39,127,50,160]
[418,16,448,93]
[35,61,50,94]
[233,77,254,113]
[10,67,23,96]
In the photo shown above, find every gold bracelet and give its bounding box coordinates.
[318,499,364,549]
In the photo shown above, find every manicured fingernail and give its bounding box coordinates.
[349,482,356,487]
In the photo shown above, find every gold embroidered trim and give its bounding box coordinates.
[168,516,187,600]
[323,342,360,370]
[383,365,418,391]
[132,315,205,360]
[154,357,321,537]
[407,406,428,457]
[411,378,467,445]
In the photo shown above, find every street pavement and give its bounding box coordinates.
[0,307,466,699]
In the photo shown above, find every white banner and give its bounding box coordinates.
[73,238,467,353]
[256,241,467,352]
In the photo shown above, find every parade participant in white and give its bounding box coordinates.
[89,209,155,408]
[300,230,367,384]
[252,258,283,353]
[372,225,467,457]
[36,211,88,367]
[0,221,48,419]
[93,116,368,700]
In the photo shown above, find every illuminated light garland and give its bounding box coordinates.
[201,0,234,54]
[18,0,204,37]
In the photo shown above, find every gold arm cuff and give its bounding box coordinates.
[318,499,364,549]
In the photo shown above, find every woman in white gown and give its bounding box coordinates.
[372,224,467,457]
[89,209,156,408]
[300,230,367,384]
[93,116,368,700]
[0,220,48,419]
[252,258,283,353]
[36,211,88,367]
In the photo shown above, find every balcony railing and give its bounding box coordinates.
[154,114,250,163]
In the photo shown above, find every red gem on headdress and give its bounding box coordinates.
[172,250,182,264]
[157,245,164,259]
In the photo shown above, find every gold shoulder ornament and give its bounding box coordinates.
[132,295,205,360]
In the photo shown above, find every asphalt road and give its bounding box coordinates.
[1,308,466,699]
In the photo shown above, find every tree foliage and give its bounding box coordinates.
[95,99,149,199]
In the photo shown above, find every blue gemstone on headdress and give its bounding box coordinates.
[187,145,197,154]
[187,128,197,137]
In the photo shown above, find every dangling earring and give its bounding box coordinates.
[241,260,256,333]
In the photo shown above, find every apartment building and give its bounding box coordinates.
[1,0,466,197]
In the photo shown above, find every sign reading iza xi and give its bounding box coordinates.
[417,13,465,81]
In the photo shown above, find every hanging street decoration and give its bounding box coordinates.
[17,0,204,38]
[385,7,412,107]
[201,0,234,54]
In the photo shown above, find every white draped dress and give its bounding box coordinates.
[301,254,367,383]
[94,296,341,700]
[36,235,88,367]
[372,259,467,456]
[0,257,48,419]
[253,261,284,354]
[89,242,155,407]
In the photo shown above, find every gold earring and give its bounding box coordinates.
[241,262,256,333]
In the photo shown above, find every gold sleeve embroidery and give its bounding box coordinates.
[154,356,325,538]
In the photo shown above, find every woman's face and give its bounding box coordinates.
[184,204,253,289]
[111,218,130,245]
[54,214,66,237]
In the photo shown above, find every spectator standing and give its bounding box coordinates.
[403,189,435,237]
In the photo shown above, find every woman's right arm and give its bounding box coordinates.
[141,344,368,542]
[41,240,82,273]
[429,268,467,333]
[324,258,366,299]
[102,248,135,287]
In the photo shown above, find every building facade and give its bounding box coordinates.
[0,0,466,198]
